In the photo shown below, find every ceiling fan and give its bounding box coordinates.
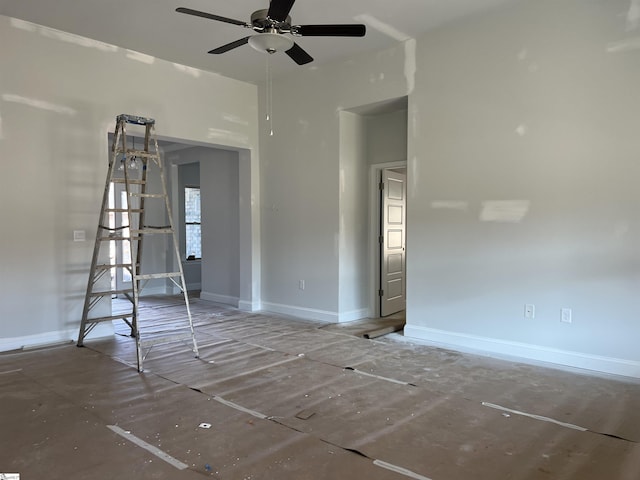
[176,0,366,65]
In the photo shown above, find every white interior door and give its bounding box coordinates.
[380,169,406,317]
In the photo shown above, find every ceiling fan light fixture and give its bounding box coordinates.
[248,32,294,54]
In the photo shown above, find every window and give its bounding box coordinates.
[185,186,201,260]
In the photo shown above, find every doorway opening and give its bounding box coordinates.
[103,132,258,313]
[108,181,132,294]
[350,96,408,321]
[369,162,407,319]
[340,96,408,323]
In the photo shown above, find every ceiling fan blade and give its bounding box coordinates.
[286,43,313,65]
[267,0,296,22]
[208,37,251,54]
[176,7,248,27]
[296,24,366,37]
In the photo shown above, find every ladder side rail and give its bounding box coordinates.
[78,122,123,346]
[80,114,200,371]
[135,125,150,285]
[144,121,151,154]
[120,121,144,372]
[151,125,200,359]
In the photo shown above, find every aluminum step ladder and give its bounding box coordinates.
[77,114,199,372]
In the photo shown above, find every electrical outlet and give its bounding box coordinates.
[524,304,535,319]
[298,280,305,291]
[561,308,572,323]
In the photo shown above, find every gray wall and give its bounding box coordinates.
[260,44,409,322]
[338,108,409,321]
[177,161,201,291]
[338,111,369,321]
[169,147,240,305]
[201,151,240,305]
[0,14,259,349]
[2,0,639,377]
[260,0,640,376]
[367,110,408,166]
[404,0,640,376]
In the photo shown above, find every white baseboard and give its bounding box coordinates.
[404,325,640,379]
[238,299,261,312]
[338,308,369,323]
[261,302,336,323]
[261,303,368,323]
[200,291,239,307]
[0,322,114,353]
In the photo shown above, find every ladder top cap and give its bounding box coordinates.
[117,114,155,126]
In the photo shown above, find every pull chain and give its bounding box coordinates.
[266,55,274,136]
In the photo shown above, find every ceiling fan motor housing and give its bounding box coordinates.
[251,9,292,32]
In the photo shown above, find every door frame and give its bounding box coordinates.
[110,181,133,294]
[368,160,407,318]
[167,147,251,309]
[105,132,261,311]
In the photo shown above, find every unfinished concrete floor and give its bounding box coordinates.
[1,296,639,479]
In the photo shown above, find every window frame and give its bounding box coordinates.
[184,185,202,260]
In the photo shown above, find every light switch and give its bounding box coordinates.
[73,230,86,242]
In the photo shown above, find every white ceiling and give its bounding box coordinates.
[0,0,520,84]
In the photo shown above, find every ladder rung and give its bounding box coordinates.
[130,193,164,198]
[90,289,133,297]
[95,264,134,270]
[98,236,141,241]
[115,149,159,159]
[131,228,173,235]
[98,225,127,232]
[135,272,182,280]
[112,179,146,185]
[105,209,144,213]
[83,314,134,324]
